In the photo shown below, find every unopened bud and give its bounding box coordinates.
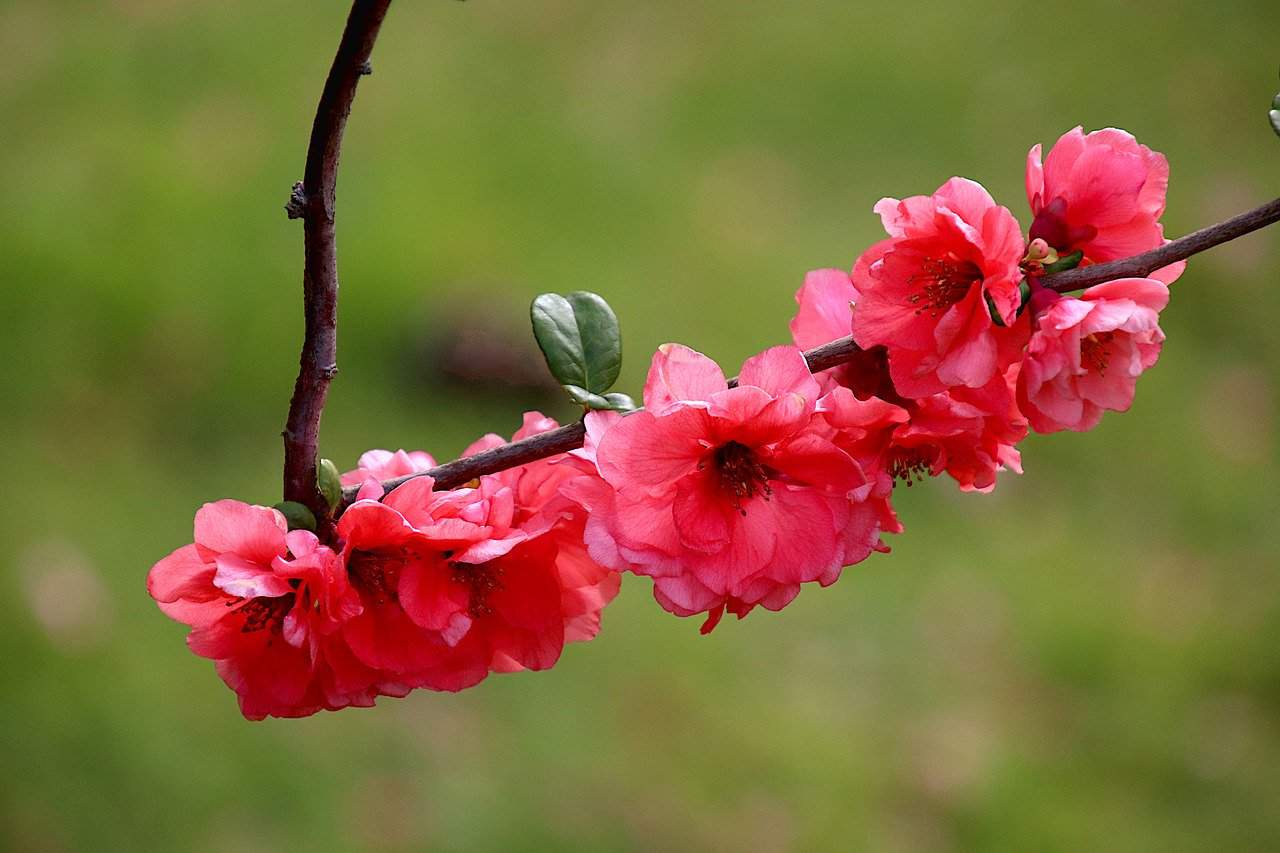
[317,458,343,514]
[1024,238,1058,265]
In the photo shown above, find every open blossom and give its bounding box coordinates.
[818,373,1025,494]
[459,412,621,651]
[1026,127,1183,284]
[851,178,1029,398]
[566,343,890,632]
[341,449,437,501]
[338,413,618,690]
[885,371,1025,492]
[152,416,619,716]
[790,268,899,401]
[147,500,374,720]
[1017,278,1169,433]
[794,268,1027,492]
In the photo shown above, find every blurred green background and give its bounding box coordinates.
[2,1,1278,850]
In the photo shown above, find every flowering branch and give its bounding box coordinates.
[282,0,393,520]
[151,29,1280,719]
[347,198,1280,506]
[1043,196,1280,293]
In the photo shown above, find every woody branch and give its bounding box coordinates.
[338,195,1280,504]
[282,0,393,521]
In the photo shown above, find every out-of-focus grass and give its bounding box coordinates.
[1,1,1278,851]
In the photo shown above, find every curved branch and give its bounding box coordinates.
[1043,196,1280,293]
[283,0,394,518]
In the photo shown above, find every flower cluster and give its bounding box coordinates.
[148,415,619,719]
[839,126,1175,443]
[149,127,1178,718]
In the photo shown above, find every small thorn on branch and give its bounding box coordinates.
[285,181,308,219]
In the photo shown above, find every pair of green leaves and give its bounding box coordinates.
[530,291,636,412]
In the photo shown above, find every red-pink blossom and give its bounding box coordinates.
[461,412,621,651]
[337,476,536,692]
[851,178,1030,398]
[147,500,378,720]
[819,372,1025,494]
[337,413,618,688]
[1017,278,1169,433]
[1026,127,1183,284]
[888,371,1025,492]
[790,268,899,401]
[794,268,1027,493]
[566,343,890,632]
[341,449,437,501]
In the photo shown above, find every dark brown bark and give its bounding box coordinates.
[283,0,394,521]
[1043,197,1280,293]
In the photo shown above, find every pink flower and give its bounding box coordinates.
[461,412,585,536]
[885,372,1026,492]
[1026,127,1183,284]
[341,449,437,501]
[851,178,1030,398]
[820,370,1026,494]
[1017,278,1169,433]
[790,268,899,401]
[567,343,889,632]
[337,412,618,688]
[461,412,621,653]
[336,477,535,692]
[794,267,1026,493]
[147,500,374,720]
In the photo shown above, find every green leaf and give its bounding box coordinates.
[602,392,638,412]
[985,293,1007,328]
[563,385,637,412]
[530,291,622,394]
[1016,279,1033,316]
[272,501,317,532]
[1042,249,1084,274]
[563,384,611,409]
[316,458,343,514]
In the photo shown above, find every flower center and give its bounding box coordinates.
[450,562,504,618]
[713,441,772,514]
[348,548,409,605]
[887,446,932,486]
[234,593,295,634]
[907,257,983,316]
[1080,331,1115,374]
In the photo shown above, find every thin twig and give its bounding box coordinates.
[283,0,393,521]
[1043,196,1280,292]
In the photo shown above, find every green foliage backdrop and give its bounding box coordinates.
[1,1,1277,850]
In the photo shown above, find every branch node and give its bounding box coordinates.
[285,181,308,219]
[322,364,340,380]
[359,61,373,76]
